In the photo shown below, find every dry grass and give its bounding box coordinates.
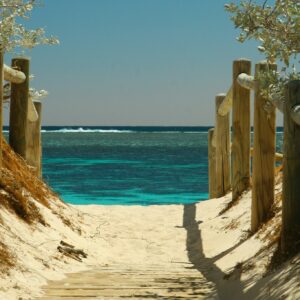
[224,218,241,230]
[0,138,59,224]
[219,188,250,215]
[2,139,58,207]
[0,241,15,274]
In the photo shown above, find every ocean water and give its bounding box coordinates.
[4,126,284,206]
[41,127,211,205]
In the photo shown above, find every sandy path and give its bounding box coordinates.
[36,204,218,299]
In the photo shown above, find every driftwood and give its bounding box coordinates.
[57,240,87,262]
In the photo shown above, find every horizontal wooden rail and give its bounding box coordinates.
[218,85,232,116]
[236,73,256,90]
[289,105,300,126]
[4,64,26,83]
[4,62,36,121]
[218,74,255,116]
[218,72,287,117]
[250,148,283,162]
[211,144,283,163]
[28,97,39,122]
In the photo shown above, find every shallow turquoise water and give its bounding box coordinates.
[40,127,210,205]
[8,126,283,206]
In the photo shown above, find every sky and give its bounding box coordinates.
[4,0,282,126]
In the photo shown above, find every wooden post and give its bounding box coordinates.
[251,62,276,232]
[215,94,231,197]
[208,128,217,198]
[231,59,251,201]
[281,80,300,253]
[0,49,3,167]
[9,57,30,159]
[26,101,42,177]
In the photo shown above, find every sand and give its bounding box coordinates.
[1,183,300,299]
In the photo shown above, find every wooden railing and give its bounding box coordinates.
[208,59,284,233]
[0,55,43,177]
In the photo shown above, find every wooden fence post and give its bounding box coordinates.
[281,80,300,253]
[0,50,3,167]
[26,101,42,177]
[215,94,231,197]
[9,57,30,159]
[232,59,251,201]
[251,62,276,232]
[208,128,217,198]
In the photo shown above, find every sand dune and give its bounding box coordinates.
[0,181,300,299]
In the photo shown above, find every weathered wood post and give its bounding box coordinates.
[215,94,231,197]
[251,62,277,232]
[281,80,300,254]
[26,101,42,177]
[0,49,3,167]
[208,128,217,198]
[9,57,30,159]
[232,59,251,201]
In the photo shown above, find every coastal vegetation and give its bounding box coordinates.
[225,0,300,103]
[0,0,58,53]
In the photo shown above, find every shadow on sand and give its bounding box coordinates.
[182,203,247,299]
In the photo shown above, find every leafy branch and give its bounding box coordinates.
[225,0,300,105]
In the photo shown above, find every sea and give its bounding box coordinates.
[4,126,284,206]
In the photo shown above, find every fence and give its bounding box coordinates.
[208,58,300,251]
[0,54,42,177]
[208,59,281,230]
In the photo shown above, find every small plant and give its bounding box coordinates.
[225,0,300,104]
[0,1,59,101]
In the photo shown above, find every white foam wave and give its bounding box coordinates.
[42,128,133,133]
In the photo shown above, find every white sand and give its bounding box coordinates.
[0,184,300,299]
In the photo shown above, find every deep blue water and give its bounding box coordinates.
[4,126,284,205]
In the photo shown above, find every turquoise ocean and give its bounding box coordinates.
[7,126,284,206]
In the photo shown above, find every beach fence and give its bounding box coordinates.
[207,59,300,236]
[0,54,42,177]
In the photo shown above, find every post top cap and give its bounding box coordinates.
[12,56,30,61]
[235,58,251,62]
[216,93,226,97]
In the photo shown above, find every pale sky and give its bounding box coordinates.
[4,0,283,126]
